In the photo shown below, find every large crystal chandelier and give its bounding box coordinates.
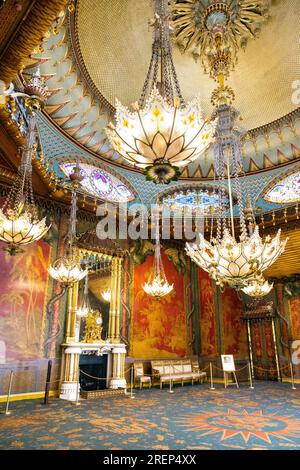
[105,0,215,184]
[48,172,88,285]
[185,106,287,291]
[143,219,173,299]
[184,4,287,292]
[0,112,49,255]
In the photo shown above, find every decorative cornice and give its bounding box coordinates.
[247,108,300,140]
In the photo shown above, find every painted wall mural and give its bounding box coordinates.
[0,240,51,362]
[198,269,217,356]
[288,296,300,339]
[131,250,187,358]
[220,288,247,358]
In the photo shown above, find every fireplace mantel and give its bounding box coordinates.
[60,342,127,401]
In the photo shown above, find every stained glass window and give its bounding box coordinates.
[159,188,230,215]
[264,171,300,203]
[60,162,135,202]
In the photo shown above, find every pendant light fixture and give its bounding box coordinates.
[143,217,173,299]
[48,167,88,285]
[105,0,215,184]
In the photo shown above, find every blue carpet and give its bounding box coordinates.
[0,382,299,450]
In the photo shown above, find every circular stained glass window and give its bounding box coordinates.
[90,169,113,196]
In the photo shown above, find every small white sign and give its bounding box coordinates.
[221,354,235,372]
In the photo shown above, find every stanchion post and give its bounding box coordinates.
[1,370,13,415]
[43,359,52,405]
[290,362,296,390]
[168,363,174,393]
[209,362,215,390]
[248,362,254,389]
[130,364,135,399]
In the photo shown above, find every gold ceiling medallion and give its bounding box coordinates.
[172,0,270,77]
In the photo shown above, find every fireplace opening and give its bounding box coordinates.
[79,353,108,391]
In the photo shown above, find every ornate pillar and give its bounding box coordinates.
[109,346,127,389]
[65,282,79,343]
[60,346,81,401]
[108,257,122,342]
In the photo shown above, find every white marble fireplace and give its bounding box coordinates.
[60,341,126,401]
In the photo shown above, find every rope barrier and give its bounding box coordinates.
[211,363,249,373]
[252,364,290,373]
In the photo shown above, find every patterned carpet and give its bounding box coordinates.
[0,382,300,450]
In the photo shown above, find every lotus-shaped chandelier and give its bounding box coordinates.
[48,173,88,285]
[0,113,49,255]
[143,219,173,299]
[241,275,273,298]
[185,104,288,290]
[186,227,285,290]
[105,0,214,184]
[184,4,286,290]
[49,252,87,285]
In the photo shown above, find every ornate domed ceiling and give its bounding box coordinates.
[75,0,299,130]
[25,0,300,187]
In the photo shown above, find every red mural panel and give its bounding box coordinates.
[198,269,217,356]
[264,323,275,359]
[221,288,247,357]
[252,324,262,358]
[131,250,187,358]
[0,240,51,361]
[289,297,300,339]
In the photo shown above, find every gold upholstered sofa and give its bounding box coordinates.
[151,359,207,388]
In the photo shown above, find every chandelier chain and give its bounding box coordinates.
[139,0,184,107]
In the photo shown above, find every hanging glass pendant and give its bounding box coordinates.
[105,0,214,183]
[77,272,93,317]
[143,219,173,299]
[0,113,49,255]
[101,289,111,303]
[48,171,88,285]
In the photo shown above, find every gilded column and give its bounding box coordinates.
[108,257,117,340]
[114,257,122,342]
[59,346,81,401]
[108,257,122,342]
[69,282,79,341]
[65,285,74,342]
[109,346,127,389]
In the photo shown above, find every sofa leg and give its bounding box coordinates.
[160,381,162,390]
